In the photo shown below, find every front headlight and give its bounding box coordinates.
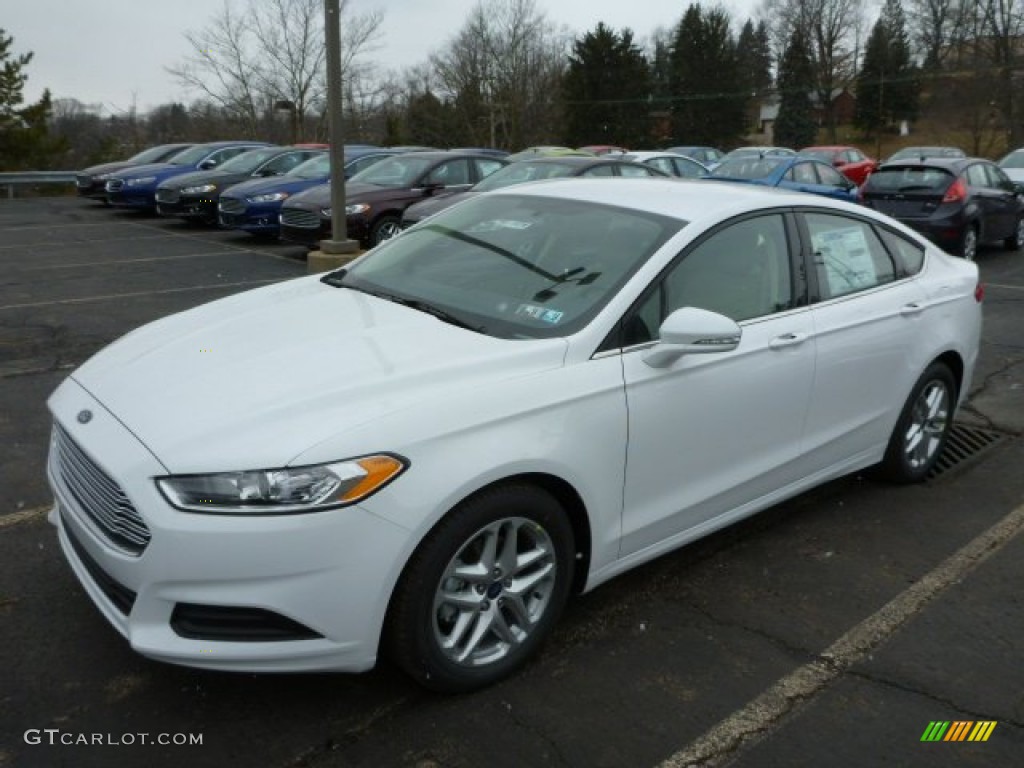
[247,191,289,203]
[181,183,218,195]
[126,176,157,186]
[96,173,111,180]
[156,454,407,515]
[345,203,370,215]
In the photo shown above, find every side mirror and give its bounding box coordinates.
[199,159,218,170]
[643,307,742,368]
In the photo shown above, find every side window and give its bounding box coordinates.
[985,163,1015,191]
[426,159,470,186]
[261,152,307,175]
[805,212,897,300]
[647,157,675,175]
[675,158,704,178]
[619,164,657,177]
[793,162,818,184]
[211,147,249,165]
[846,150,863,163]
[816,163,848,188]
[878,227,926,275]
[582,165,615,177]
[662,214,793,323]
[474,158,505,179]
[966,163,990,188]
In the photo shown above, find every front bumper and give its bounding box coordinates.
[218,204,282,234]
[47,378,411,673]
[156,194,218,221]
[107,188,157,209]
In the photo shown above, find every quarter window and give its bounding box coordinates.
[878,228,926,275]
[805,213,896,300]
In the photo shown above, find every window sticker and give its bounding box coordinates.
[812,226,876,294]
[515,304,564,324]
[468,218,533,233]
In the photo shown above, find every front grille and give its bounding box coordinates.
[51,424,151,555]
[76,174,92,188]
[105,179,124,193]
[155,188,180,204]
[62,510,137,615]
[280,208,321,228]
[218,196,246,214]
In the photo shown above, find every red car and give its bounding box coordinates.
[799,145,878,186]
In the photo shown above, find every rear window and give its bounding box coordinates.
[864,167,954,193]
[711,157,786,180]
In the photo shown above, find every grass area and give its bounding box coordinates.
[816,120,1011,162]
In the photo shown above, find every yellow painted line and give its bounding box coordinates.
[0,506,51,530]
[657,500,1024,767]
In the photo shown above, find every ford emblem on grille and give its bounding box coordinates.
[77,410,93,424]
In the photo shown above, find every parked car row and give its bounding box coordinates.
[75,140,1024,261]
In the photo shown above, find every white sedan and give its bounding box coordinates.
[47,179,982,692]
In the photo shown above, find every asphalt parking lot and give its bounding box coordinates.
[1,196,1022,768]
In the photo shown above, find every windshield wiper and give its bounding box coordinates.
[380,294,485,332]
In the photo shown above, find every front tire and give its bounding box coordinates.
[370,215,402,247]
[877,362,956,483]
[386,484,575,692]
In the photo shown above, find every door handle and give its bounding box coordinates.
[900,303,925,316]
[769,332,809,349]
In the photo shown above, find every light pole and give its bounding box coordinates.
[319,0,359,257]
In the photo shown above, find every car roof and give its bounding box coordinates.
[487,177,858,226]
[876,157,976,171]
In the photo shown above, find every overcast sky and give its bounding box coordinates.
[4,0,762,114]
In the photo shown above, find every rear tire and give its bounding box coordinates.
[960,224,979,261]
[386,484,574,693]
[877,362,956,483]
[1003,217,1024,251]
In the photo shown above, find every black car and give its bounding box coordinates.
[401,156,669,228]
[155,146,326,224]
[75,143,194,201]
[860,157,1024,260]
[279,151,508,248]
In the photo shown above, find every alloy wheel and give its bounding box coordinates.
[903,380,951,471]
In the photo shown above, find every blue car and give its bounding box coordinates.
[705,154,858,202]
[105,140,270,210]
[218,149,401,236]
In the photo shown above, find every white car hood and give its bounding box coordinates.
[72,276,567,473]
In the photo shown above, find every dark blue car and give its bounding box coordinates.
[705,154,858,202]
[218,148,401,236]
[105,140,270,210]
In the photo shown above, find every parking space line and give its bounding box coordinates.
[0,234,172,251]
[656,500,1024,768]
[0,222,136,233]
[985,282,1024,292]
[19,251,246,270]
[0,278,286,312]
[124,220,309,264]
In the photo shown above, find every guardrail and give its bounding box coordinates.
[0,171,77,199]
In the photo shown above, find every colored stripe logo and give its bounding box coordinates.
[921,721,997,742]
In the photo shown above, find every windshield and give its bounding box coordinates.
[340,194,684,339]
[349,155,437,187]
[127,144,185,164]
[170,145,217,165]
[864,167,954,193]
[799,149,835,161]
[999,150,1024,169]
[289,154,332,179]
[711,157,786,179]
[218,148,282,174]
[473,162,579,192]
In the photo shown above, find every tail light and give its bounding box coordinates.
[975,282,984,303]
[942,178,967,204]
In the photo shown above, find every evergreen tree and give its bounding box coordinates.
[855,0,920,135]
[669,5,745,147]
[0,29,61,170]
[736,20,773,97]
[563,23,651,148]
[774,29,817,150]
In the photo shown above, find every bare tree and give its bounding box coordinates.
[429,0,570,149]
[758,0,865,141]
[979,0,1024,147]
[168,0,382,141]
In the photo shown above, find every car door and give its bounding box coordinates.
[797,210,929,471]
[782,160,831,196]
[813,162,858,201]
[982,162,1020,239]
[964,162,1011,241]
[422,158,474,192]
[618,212,818,556]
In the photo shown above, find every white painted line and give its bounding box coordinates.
[0,505,51,530]
[125,220,306,264]
[0,278,285,312]
[656,500,1024,768]
[19,251,243,270]
[0,222,136,233]
[0,234,171,251]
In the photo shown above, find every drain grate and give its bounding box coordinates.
[928,423,1009,479]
